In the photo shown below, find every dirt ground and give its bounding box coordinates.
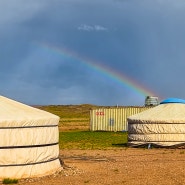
[14,148,185,185]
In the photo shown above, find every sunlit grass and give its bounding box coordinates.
[59,131,127,149]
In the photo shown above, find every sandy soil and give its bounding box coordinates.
[14,148,185,185]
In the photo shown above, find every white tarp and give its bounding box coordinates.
[128,103,185,147]
[0,96,59,127]
[0,159,61,179]
[0,96,61,179]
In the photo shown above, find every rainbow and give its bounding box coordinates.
[37,42,157,97]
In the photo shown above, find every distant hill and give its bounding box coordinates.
[36,104,100,119]
[36,104,144,119]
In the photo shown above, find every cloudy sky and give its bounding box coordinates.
[1,0,185,106]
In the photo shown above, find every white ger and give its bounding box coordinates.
[0,96,61,179]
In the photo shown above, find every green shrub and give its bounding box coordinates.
[2,178,18,184]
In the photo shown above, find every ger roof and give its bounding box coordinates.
[160,98,185,104]
[128,98,185,123]
[0,96,59,127]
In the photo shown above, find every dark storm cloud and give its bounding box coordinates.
[1,0,185,105]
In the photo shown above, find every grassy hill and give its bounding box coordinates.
[36,104,113,131]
